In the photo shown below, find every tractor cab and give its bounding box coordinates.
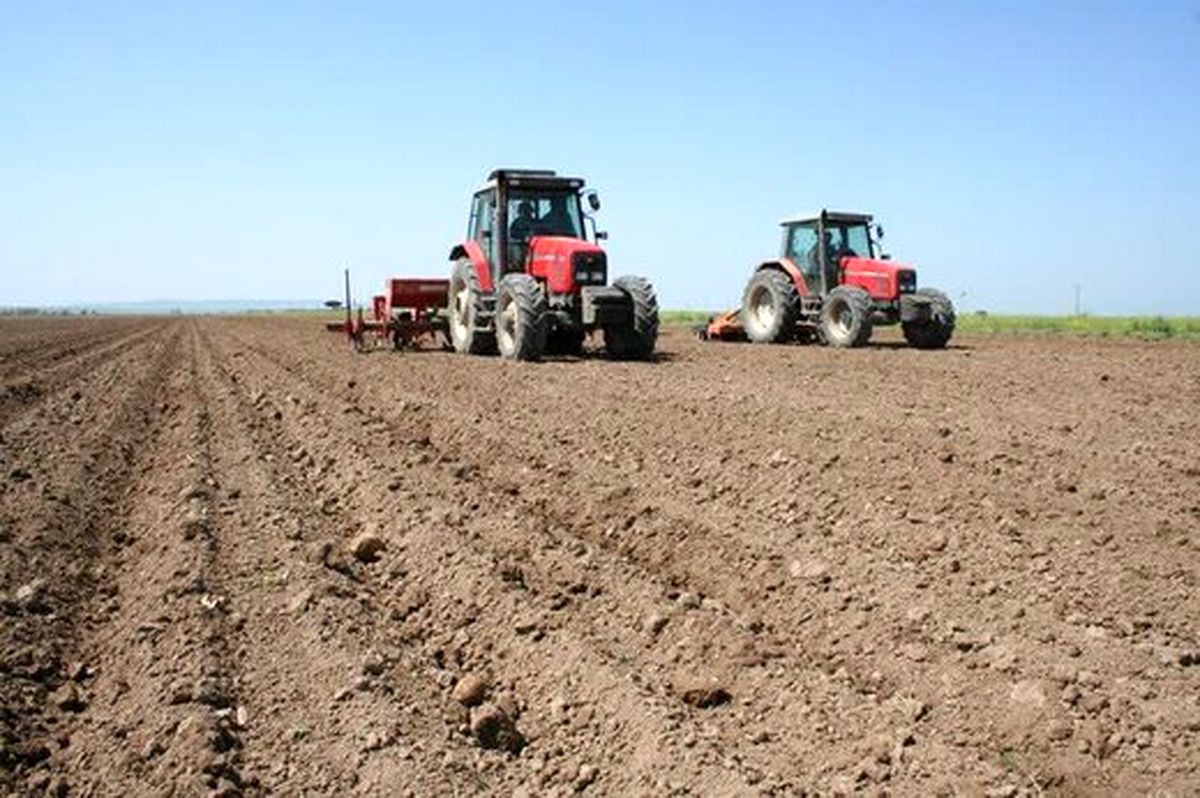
[780,211,879,295]
[466,169,602,283]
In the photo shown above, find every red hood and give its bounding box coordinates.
[842,256,910,275]
[841,256,915,300]
[528,235,602,254]
[527,235,605,293]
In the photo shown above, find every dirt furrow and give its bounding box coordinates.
[0,318,145,360]
[220,318,1200,794]
[0,317,151,377]
[206,325,729,793]
[0,320,166,429]
[191,320,464,794]
[209,322,899,793]
[0,321,182,795]
[44,321,262,796]
[4,314,1198,796]
[349,328,1200,793]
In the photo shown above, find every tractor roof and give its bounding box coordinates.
[779,210,874,226]
[479,168,585,193]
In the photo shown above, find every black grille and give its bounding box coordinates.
[897,270,917,294]
[572,251,607,286]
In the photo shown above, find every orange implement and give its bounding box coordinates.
[696,309,746,341]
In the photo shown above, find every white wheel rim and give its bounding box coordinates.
[748,285,775,333]
[451,283,470,343]
[497,294,517,354]
[833,301,852,335]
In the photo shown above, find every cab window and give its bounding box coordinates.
[507,191,582,241]
[785,224,820,280]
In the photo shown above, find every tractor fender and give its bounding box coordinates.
[754,258,809,296]
[448,240,494,292]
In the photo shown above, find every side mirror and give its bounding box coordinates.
[596,230,609,241]
[874,224,885,239]
[586,191,601,212]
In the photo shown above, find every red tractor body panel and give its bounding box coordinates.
[385,278,450,311]
[839,257,906,301]
[526,235,604,294]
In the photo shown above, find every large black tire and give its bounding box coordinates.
[820,285,873,348]
[740,269,799,344]
[448,259,496,355]
[604,275,659,361]
[902,288,956,349]
[495,273,548,361]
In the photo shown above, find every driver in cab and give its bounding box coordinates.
[810,230,858,272]
[509,201,539,243]
[808,230,834,271]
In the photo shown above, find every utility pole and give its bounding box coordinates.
[1073,283,1081,316]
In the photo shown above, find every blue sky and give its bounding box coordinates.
[2,1,1197,314]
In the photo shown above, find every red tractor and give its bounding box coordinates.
[447,169,659,361]
[702,210,955,348]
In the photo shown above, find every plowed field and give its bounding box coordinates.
[2,316,1197,796]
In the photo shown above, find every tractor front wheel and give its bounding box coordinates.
[604,276,659,361]
[495,273,548,361]
[902,289,956,349]
[741,269,799,343]
[448,259,497,355]
[820,286,873,347]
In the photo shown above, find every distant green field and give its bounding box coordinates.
[954,314,1200,339]
[659,310,715,325]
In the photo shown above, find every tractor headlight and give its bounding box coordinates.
[572,251,607,286]
[897,270,917,294]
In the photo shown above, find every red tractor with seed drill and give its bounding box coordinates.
[701,210,955,348]
[447,169,659,361]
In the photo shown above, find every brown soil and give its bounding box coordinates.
[2,316,1197,796]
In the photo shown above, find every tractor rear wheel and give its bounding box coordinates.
[604,275,659,361]
[902,288,956,349]
[820,286,873,347]
[495,273,548,361]
[741,269,799,343]
[448,259,497,355]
